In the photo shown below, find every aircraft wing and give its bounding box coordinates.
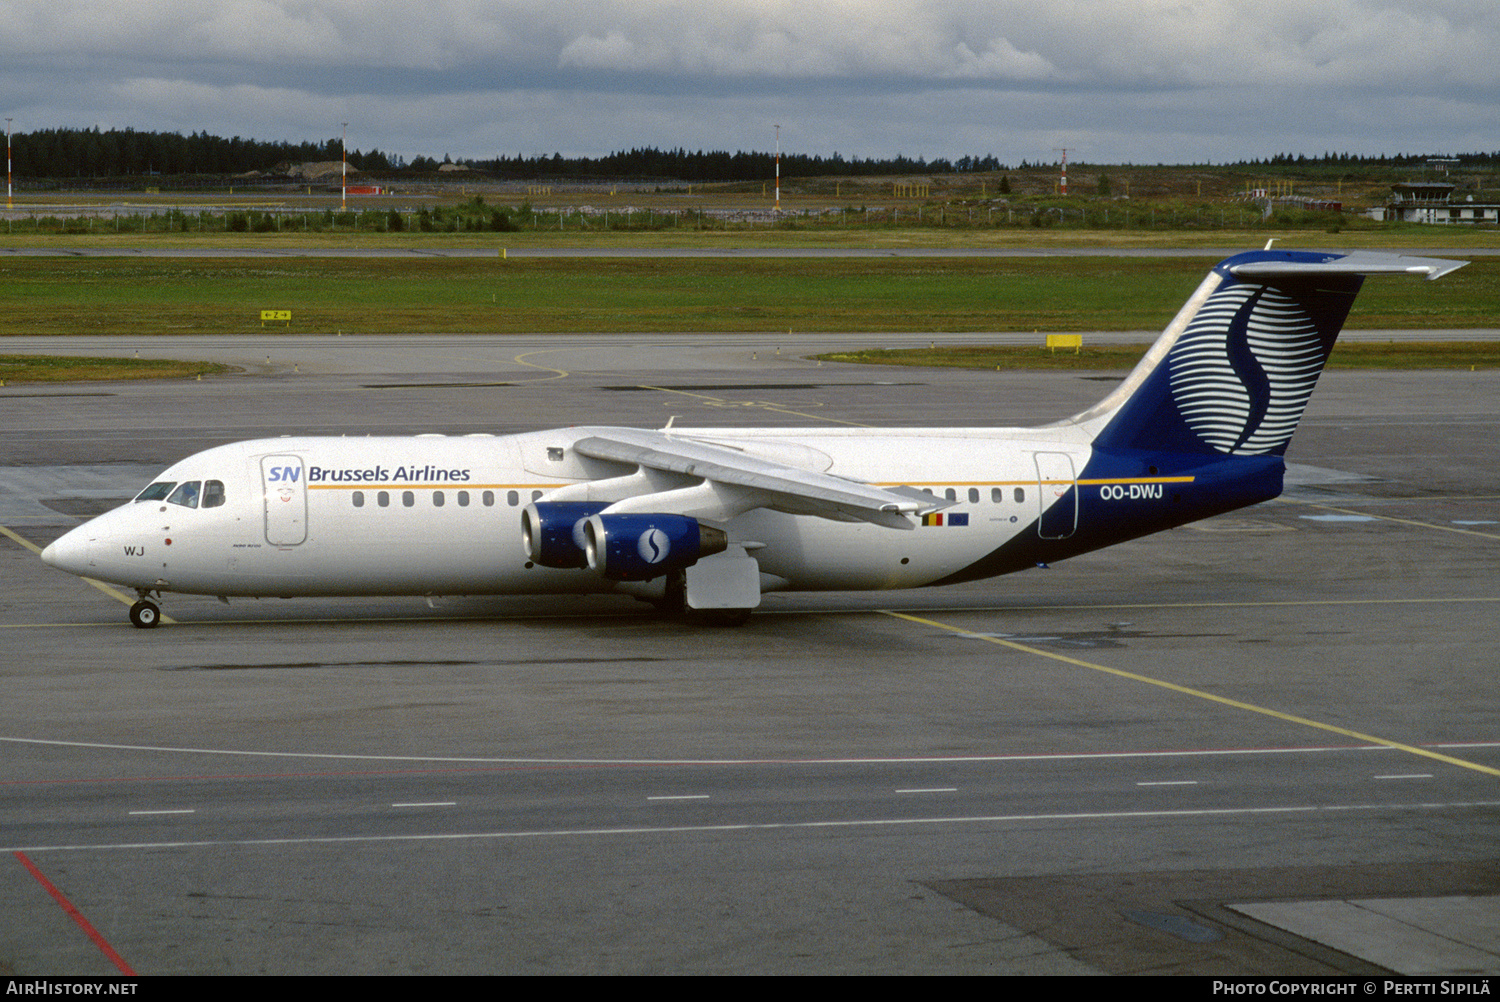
[569,429,949,530]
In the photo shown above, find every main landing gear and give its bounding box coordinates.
[649,569,754,627]
[129,591,161,629]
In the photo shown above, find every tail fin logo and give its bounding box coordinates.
[1167,284,1326,455]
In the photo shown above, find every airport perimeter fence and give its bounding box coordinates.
[0,201,1347,236]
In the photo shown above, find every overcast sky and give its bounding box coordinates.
[2,1,1495,167]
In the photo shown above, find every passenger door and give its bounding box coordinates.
[261,455,307,546]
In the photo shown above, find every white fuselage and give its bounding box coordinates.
[47,425,1093,600]
[39,250,1465,623]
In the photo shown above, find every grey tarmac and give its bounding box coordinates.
[0,332,1496,975]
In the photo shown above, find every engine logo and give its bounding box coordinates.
[638,528,671,564]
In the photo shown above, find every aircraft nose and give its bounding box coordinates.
[41,527,91,575]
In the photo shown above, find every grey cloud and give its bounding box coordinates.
[0,1,1494,164]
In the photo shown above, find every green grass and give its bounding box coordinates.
[1,255,1493,335]
[8,340,1489,388]
[0,354,233,383]
[815,341,1500,371]
[3,223,1500,251]
[1324,342,1500,368]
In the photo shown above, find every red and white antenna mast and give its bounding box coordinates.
[1053,147,1069,196]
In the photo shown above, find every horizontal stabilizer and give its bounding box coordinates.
[1230,251,1467,281]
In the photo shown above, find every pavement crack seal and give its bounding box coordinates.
[1275,497,1500,541]
[636,385,873,427]
[881,609,1500,779]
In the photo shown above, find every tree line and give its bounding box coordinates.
[7,127,1007,181]
[10,127,396,178]
[469,147,1007,180]
[8,125,1496,181]
[1232,151,1500,168]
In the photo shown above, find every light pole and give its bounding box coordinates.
[6,118,12,210]
[774,124,780,214]
[341,122,348,212]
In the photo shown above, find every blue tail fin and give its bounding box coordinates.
[935,250,1464,586]
[1080,249,1465,457]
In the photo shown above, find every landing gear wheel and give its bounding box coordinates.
[129,600,160,629]
[698,607,752,627]
[654,568,687,618]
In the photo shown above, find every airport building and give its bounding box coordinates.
[1367,181,1500,224]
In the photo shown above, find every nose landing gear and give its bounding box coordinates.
[129,591,161,629]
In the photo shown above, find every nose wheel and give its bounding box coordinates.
[129,599,161,629]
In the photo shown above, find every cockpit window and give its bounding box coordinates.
[203,480,226,508]
[166,481,202,509]
[135,481,176,502]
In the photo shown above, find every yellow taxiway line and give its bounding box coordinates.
[0,525,177,625]
[882,609,1500,779]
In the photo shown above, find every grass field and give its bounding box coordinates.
[3,255,1493,336]
[3,223,1500,252]
[815,341,1500,371]
[6,339,1493,385]
[0,354,232,383]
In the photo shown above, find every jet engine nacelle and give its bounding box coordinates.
[521,501,611,568]
[581,513,729,581]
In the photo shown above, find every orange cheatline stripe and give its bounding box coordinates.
[307,483,551,490]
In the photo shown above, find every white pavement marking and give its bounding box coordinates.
[127,809,194,816]
[3,734,1497,767]
[10,801,1500,855]
[647,795,711,801]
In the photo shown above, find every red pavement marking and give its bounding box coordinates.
[14,851,137,976]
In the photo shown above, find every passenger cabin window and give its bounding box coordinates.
[433,491,445,507]
[483,491,495,506]
[167,481,202,508]
[1014,488,1025,503]
[944,488,957,502]
[968,488,979,503]
[352,491,365,508]
[136,482,176,502]
[402,491,415,508]
[377,491,390,507]
[991,488,1002,503]
[457,491,470,507]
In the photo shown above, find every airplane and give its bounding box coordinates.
[40,248,1466,628]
